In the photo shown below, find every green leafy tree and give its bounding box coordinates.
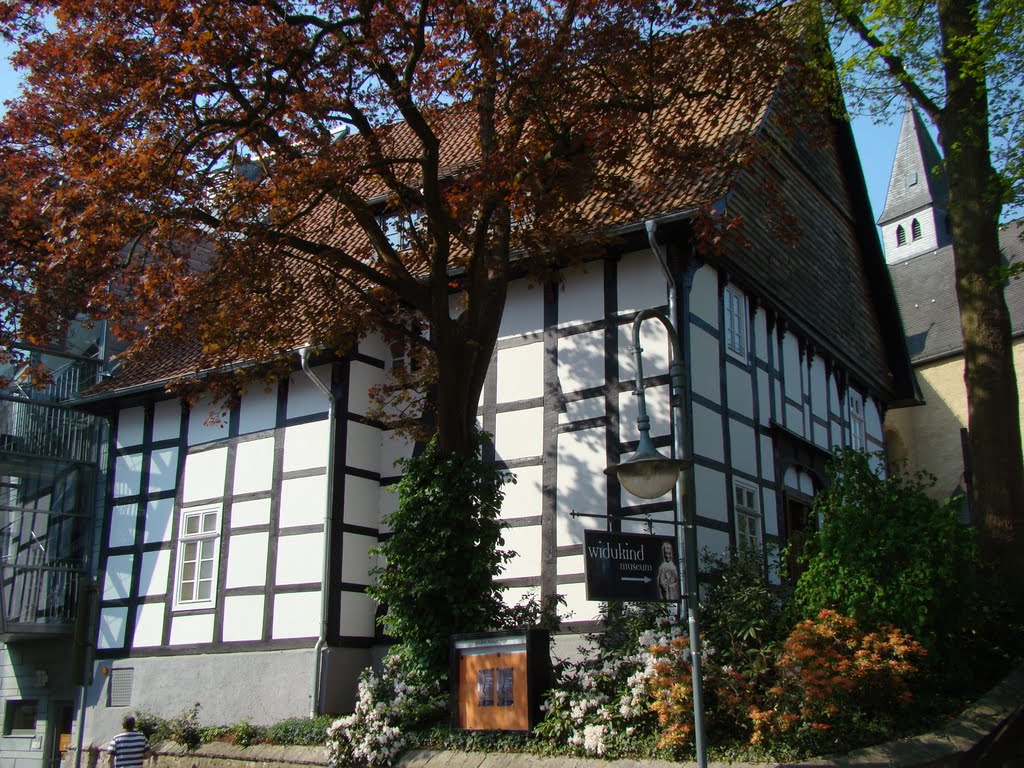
[818,0,1024,608]
[794,450,977,657]
[368,433,512,674]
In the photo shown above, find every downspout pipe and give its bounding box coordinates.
[301,347,337,718]
[644,219,707,768]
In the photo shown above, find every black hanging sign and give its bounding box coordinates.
[583,529,680,603]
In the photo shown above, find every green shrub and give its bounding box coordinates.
[132,710,170,743]
[794,450,977,657]
[264,715,333,746]
[369,432,513,675]
[168,702,203,751]
[228,719,265,746]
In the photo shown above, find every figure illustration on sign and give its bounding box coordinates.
[657,541,680,600]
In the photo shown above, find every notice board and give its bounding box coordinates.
[450,629,551,731]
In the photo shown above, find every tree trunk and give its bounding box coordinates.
[939,0,1024,606]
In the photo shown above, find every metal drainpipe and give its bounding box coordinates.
[301,347,336,718]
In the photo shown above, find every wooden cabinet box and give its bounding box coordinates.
[449,629,551,731]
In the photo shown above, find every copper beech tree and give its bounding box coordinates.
[0,0,802,458]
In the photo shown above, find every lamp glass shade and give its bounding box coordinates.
[605,432,691,499]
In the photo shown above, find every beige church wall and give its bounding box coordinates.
[885,337,1024,500]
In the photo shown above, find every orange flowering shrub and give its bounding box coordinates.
[646,636,754,754]
[750,610,926,752]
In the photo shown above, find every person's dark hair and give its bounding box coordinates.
[122,715,136,731]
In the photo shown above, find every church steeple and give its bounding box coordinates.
[878,104,952,263]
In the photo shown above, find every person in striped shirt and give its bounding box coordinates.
[105,715,151,768]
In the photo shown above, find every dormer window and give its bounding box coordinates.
[911,218,922,241]
[896,224,907,247]
[378,211,424,253]
[906,171,918,187]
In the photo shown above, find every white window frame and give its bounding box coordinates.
[724,285,748,360]
[849,390,865,450]
[378,211,424,253]
[733,479,761,553]
[173,505,221,610]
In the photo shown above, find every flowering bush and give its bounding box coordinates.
[325,652,446,767]
[534,608,680,757]
[646,636,754,754]
[749,610,926,753]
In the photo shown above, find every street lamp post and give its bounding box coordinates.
[604,307,708,768]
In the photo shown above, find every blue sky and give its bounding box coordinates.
[0,39,900,230]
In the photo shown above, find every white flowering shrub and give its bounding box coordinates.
[535,606,685,757]
[325,652,446,767]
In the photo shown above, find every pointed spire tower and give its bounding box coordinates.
[877,103,952,263]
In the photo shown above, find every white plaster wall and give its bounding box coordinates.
[148,447,179,493]
[618,383,670,444]
[810,356,827,419]
[170,613,215,645]
[754,308,769,362]
[339,591,377,637]
[152,399,181,441]
[97,607,128,649]
[558,329,605,394]
[116,407,145,448]
[782,334,802,402]
[272,591,321,639]
[234,438,275,494]
[689,265,719,327]
[113,453,143,498]
[692,402,724,463]
[494,407,543,460]
[188,395,232,445]
[555,427,606,546]
[757,369,771,426]
[501,525,542,579]
[138,549,171,596]
[144,498,174,543]
[617,249,668,314]
[225,532,270,588]
[726,364,753,419]
[380,431,413,478]
[499,279,545,338]
[561,395,604,424]
[223,594,265,641]
[729,419,757,477]
[690,326,721,404]
[231,497,272,528]
[866,398,883,442]
[358,331,388,361]
[182,448,228,503]
[763,493,779,536]
[341,533,376,586]
[814,422,830,449]
[103,555,133,601]
[133,602,166,647]
[283,420,329,472]
[501,465,543,519]
[694,465,727,524]
[287,366,331,419]
[347,421,383,474]
[343,475,381,529]
[619,318,670,384]
[239,383,278,435]
[557,262,604,327]
[348,360,382,417]
[108,505,137,548]
[760,435,775,481]
[497,343,544,402]
[275,532,324,585]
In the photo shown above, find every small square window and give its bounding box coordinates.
[174,506,221,610]
[4,700,38,736]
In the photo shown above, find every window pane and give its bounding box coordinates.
[180,582,195,602]
[197,581,212,600]
[185,515,200,535]
[202,512,217,533]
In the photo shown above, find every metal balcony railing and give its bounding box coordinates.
[0,559,81,628]
[0,399,101,465]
